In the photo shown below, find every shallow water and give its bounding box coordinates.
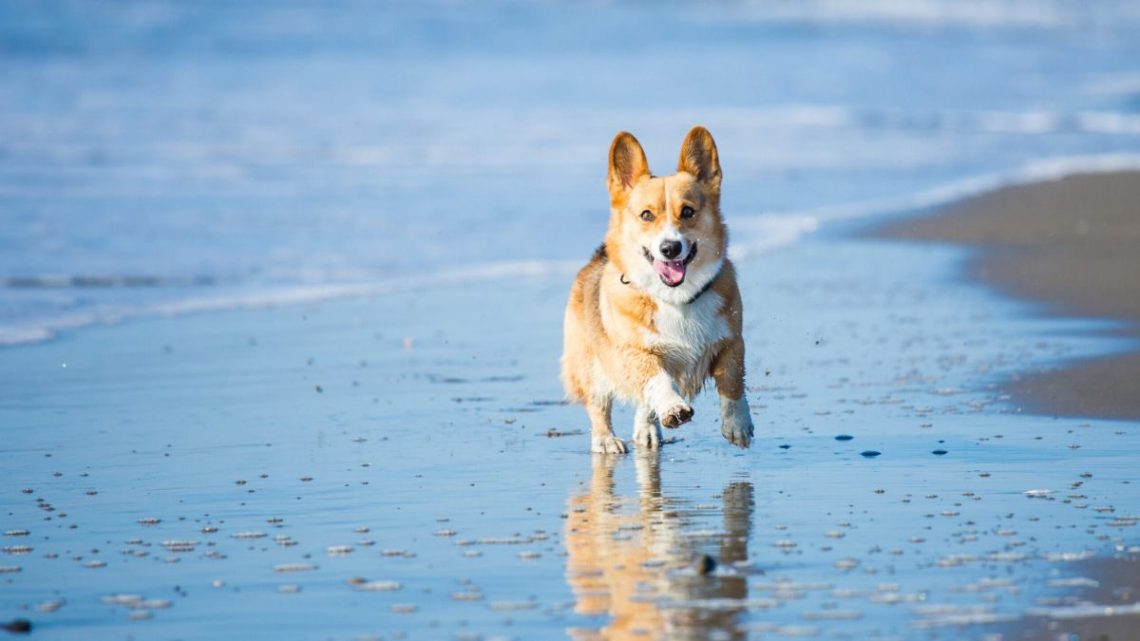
[3,0,1140,343]
[3,1,1140,638]
[2,228,1138,639]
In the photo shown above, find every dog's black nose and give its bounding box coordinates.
[660,240,683,260]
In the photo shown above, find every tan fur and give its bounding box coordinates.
[564,452,751,638]
[561,126,755,453]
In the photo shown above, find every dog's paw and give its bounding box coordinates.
[591,434,628,454]
[720,397,754,448]
[659,403,694,429]
[721,416,753,448]
[632,422,661,450]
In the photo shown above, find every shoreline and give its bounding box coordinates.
[4,160,1140,351]
[3,181,1140,637]
[871,170,1140,421]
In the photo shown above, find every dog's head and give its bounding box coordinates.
[603,126,726,305]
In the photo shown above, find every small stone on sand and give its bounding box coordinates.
[695,554,717,575]
[3,619,31,634]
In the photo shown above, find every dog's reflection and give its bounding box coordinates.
[565,451,753,640]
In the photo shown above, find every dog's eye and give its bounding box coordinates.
[681,205,695,219]
[640,210,655,222]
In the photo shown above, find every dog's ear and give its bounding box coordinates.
[607,132,650,203]
[677,126,721,189]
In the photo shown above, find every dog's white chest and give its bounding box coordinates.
[646,292,729,365]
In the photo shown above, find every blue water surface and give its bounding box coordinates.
[1,0,1139,342]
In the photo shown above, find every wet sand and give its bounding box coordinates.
[2,224,1139,639]
[875,171,1140,640]
[874,171,1140,420]
[1012,557,1140,641]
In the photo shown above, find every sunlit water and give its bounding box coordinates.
[2,233,1138,639]
[2,0,1140,343]
[2,2,1140,639]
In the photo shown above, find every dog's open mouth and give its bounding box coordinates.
[644,243,697,288]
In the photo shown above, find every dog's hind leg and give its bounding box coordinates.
[587,394,627,454]
[712,338,754,448]
[631,405,661,450]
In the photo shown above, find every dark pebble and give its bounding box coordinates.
[932,449,948,456]
[860,450,881,458]
[835,435,853,441]
[4,619,32,634]
[695,554,717,576]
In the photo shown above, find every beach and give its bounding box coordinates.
[876,171,1140,421]
[2,1,1140,639]
[3,172,1140,639]
[873,170,1140,639]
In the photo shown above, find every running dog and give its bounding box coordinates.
[561,126,754,453]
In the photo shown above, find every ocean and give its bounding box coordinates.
[2,0,1140,343]
[4,4,1140,638]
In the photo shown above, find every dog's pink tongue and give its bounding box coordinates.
[653,259,686,286]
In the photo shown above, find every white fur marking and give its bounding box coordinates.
[650,225,687,261]
[645,291,729,355]
[644,371,685,415]
[592,433,628,454]
[641,289,730,398]
[632,405,661,449]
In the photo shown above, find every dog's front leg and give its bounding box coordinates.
[631,405,661,450]
[642,370,693,430]
[711,338,754,448]
[587,394,627,454]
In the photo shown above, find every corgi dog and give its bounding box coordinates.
[561,126,754,453]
